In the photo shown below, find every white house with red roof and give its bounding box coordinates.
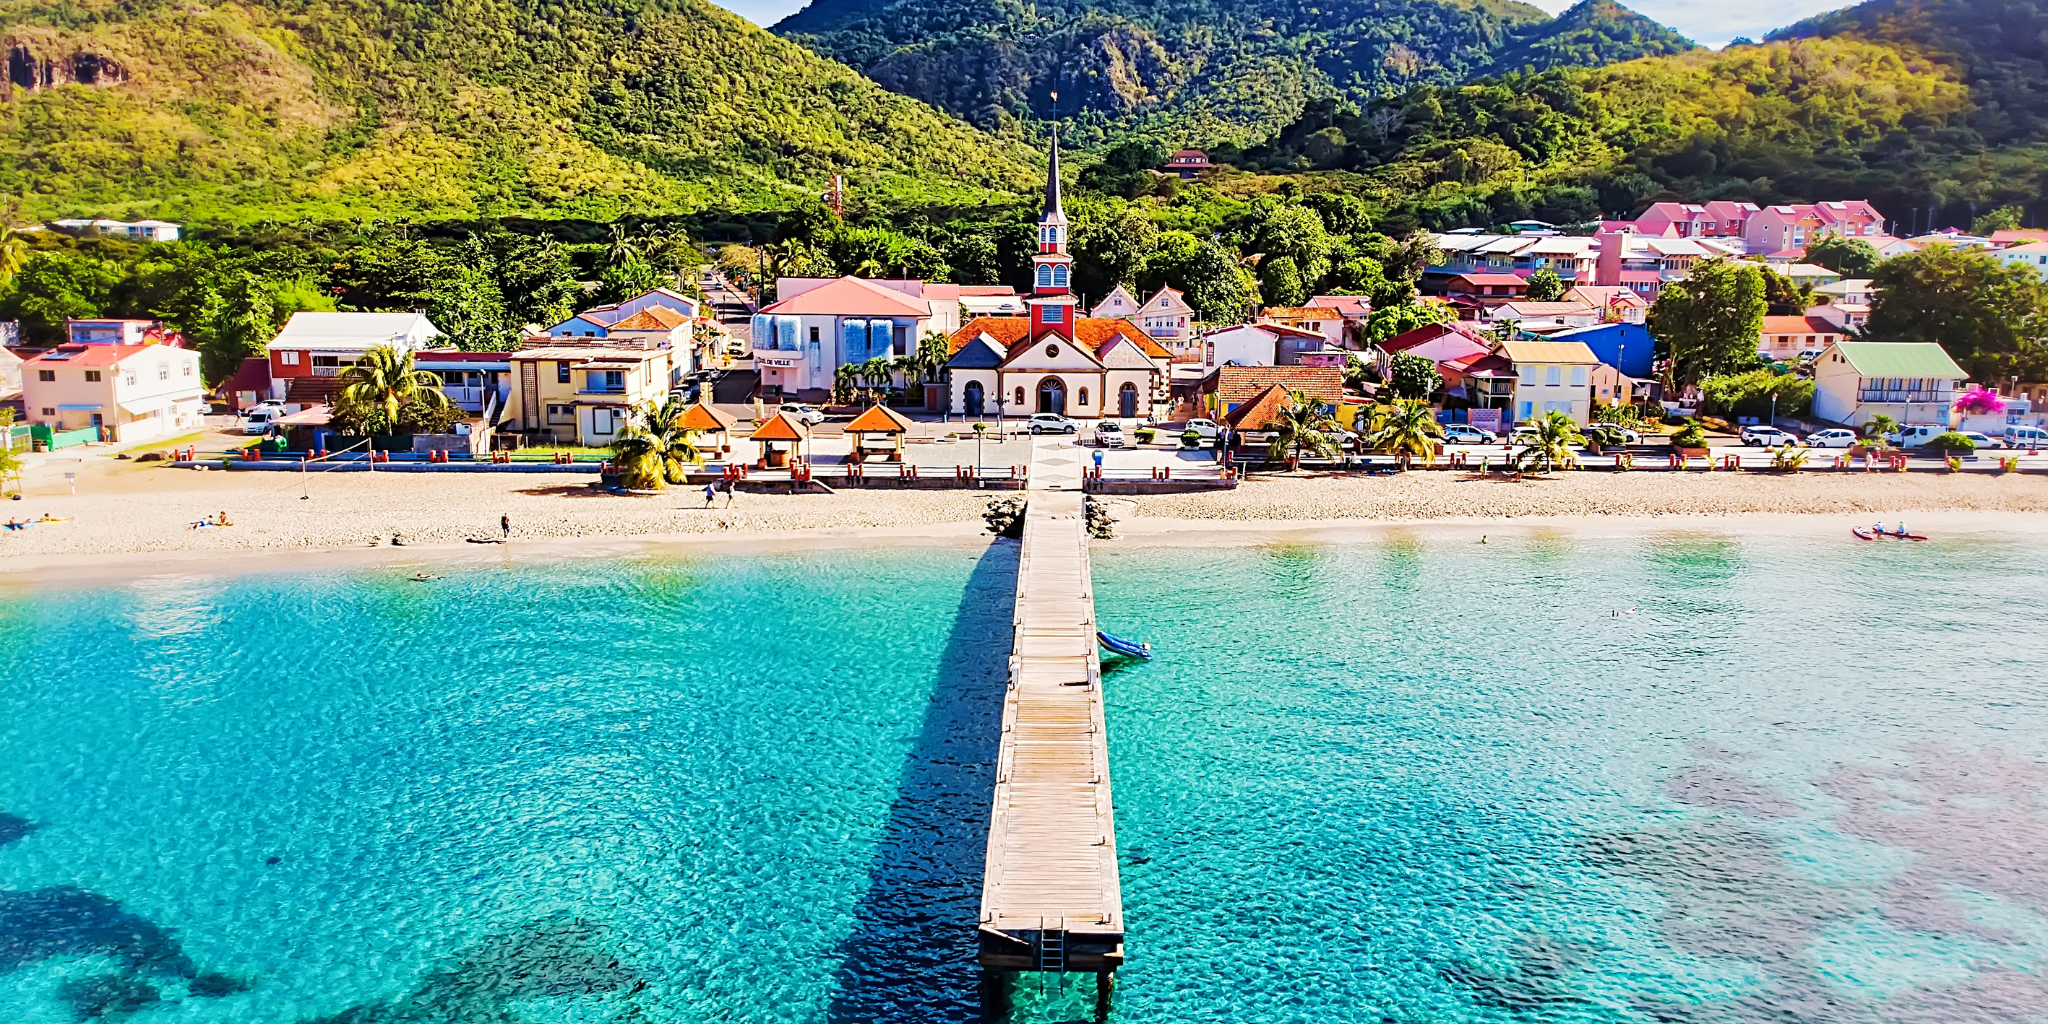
[544,288,701,340]
[942,129,1169,419]
[1373,321,1492,380]
[21,342,205,441]
[1758,314,1848,362]
[1993,240,2048,280]
[750,276,962,400]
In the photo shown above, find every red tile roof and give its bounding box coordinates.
[844,404,916,433]
[1448,273,1527,287]
[610,307,691,330]
[947,316,1170,361]
[1261,306,1340,320]
[1223,384,1291,430]
[1382,322,1487,354]
[1210,365,1345,407]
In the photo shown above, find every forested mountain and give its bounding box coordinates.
[772,0,1694,147]
[1770,0,2048,149]
[0,0,1035,223]
[1228,12,2047,235]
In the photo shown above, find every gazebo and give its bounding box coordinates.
[843,404,916,463]
[675,401,739,460]
[750,410,809,469]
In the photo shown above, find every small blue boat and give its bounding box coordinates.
[1097,631,1152,660]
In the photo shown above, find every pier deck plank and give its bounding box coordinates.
[979,463,1125,970]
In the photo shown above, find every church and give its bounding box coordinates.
[944,130,1171,420]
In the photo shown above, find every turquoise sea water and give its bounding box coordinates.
[4,532,2048,1022]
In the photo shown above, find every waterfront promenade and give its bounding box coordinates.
[978,439,1126,975]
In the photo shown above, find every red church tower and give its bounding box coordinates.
[1028,126,1078,341]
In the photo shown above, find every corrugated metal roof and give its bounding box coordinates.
[1831,342,1966,379]
[1499,340,1600,364]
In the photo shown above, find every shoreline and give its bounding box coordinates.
[9,460,2048,584]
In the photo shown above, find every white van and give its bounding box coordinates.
[1884,423,1950,448]
[2006,425,2048,448]
[240,404,285,435]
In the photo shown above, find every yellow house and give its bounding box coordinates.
[508,346,675,446]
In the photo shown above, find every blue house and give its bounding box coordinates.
[1550,323,1653,380]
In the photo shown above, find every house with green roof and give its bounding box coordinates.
[1812,342,1968,428]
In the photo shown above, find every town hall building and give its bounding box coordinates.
[944,129,1171,419]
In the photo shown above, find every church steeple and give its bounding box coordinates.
[1029,125,1077,339]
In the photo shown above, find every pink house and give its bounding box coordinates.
[1628,201,1758,239]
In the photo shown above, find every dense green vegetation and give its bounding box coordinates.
[774,0,1692,148]
[0,0,1034,223]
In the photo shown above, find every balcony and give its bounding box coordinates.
[310,366,342,377]
[1857,390,1951,404]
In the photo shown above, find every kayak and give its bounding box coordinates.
[1852,527,1928,542]
[1097,631,1152,660]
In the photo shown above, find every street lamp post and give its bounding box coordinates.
[973,420,986,482]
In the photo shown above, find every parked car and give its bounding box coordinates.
[2005,425,2048,448]
[1740,425,1800,447]
[1442,423,1498,445]
[1805,428,1859,448]
[1092,421,1128,448]
[779,403,826,425]
[1509,426,1584,449]
[1029,413,1079,435]
[1182,418,1222,440]
[240,404,286,435]
[1959,431,2004,449]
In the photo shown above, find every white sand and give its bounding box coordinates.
[7,454,2048,578]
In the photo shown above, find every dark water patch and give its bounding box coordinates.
[0,813,36,846]
[1440,934,1600,1011]
[0,886,199,976]
[823,542,1015,1023]
[55,973,159,1021]
[1822,744,2048,938]
[1667,764,1801,819]
[302,916,640,1023]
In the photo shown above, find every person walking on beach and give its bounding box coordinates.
[703,482,717,508]
[722,478,736,507]
[500,514,510,540]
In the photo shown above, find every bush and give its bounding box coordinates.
[1672,421,1708,449]
[1134,428,1156,444]
[1927,431,1976,452]
[1698,369,1814,418]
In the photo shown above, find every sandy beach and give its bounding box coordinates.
[8,445,2048,577]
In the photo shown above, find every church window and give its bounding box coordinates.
[1045,343,1060,358]
[1052,265,1068,288]
[1036,265,1052,288]
[1078,387,1089,406]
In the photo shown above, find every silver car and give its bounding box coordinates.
[1029,413,1079,435]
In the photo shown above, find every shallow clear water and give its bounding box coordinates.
[3,532,2047,1023]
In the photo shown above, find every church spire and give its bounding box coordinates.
[1043,123,1064,221]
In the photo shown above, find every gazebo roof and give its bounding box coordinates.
[844,404,916,434]
[750,411,810,442]
[675,402,737,431]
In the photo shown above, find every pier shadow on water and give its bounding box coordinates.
[824,541,1018,1024]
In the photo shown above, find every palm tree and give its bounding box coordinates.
[1515,410,1584,474]
[1364,398,1445,460]
[335,345,452,435]
[1265,389,1340,468]
[1863,413,1899,441]
[908,330,952,387]
[604,222,642,268]
[608,424,665,490]
[0,227,30,288]
[642,397,705,484]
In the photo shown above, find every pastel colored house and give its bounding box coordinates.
[1374,321,1491,379]
[67,319,166,346]
[21,343,206,441]
[1200,365,1348,424]
[46,218,181,242]
[266,312,444,408]
[1486,301,1599,332]
[1811,342,1966,428]
[505,346,676,446]
[1500,339,1600,424]
[1259,306,1344,346]
[1547,323,1654,380]
[1089,286,1141,320]
[750,277,960,400]
[1992,241,2048,280]
[1757,315,1847,361]
[1134,287,1197,353]
[415,350,513,416]
[1199,325,1280,369]
[544,288,701,340]
[1562,286,1648,325]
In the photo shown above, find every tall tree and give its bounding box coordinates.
[1805,234,1880,277]
[1866,246,2048,377]
[1648,257,1767,387]
[1525,267,1564,302]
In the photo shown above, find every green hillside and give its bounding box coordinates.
[773,0,1692,147]
[0,0,1036,223]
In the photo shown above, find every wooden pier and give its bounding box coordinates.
[978,466,1125,975]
